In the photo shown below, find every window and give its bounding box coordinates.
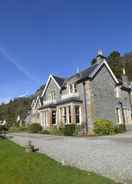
[74,83,77,92]
[75,106,80,124]
[68,83,77,93]
[115,87,121,98]
[68,106,71,123]
[50,91,56,101]
[116,108,120,123]
[63,107,67,124]
[69,84,73,93]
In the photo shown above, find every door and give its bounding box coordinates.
[52,111,56,125]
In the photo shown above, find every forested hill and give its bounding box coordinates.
[0,97,33,126]
[0,84,45,126]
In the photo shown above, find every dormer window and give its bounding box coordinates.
[74,83,77,92]
[69,84,73,93]
[68,83,77,93]
[51,91,56,100]
[48,91,56,101]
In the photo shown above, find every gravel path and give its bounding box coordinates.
[9,132,132,184]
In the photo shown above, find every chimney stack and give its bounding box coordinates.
[96,49,104,64]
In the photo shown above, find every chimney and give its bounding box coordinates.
[96,49,105,64]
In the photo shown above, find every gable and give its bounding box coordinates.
[35,97,41,109]
[42,76,61,101]
[41,75,61,97]
[92,64,116,88]
[32,96,41,110]
[90,60,119,84]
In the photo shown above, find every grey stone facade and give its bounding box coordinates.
[92,65,118,123]
[26,55,132,133]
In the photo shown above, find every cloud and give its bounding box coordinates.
[0,47,38,83]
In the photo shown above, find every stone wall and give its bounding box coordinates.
[44,78,61,101]
[92,65,118,124]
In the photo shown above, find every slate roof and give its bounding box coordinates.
[53,75,65,86]
[64,63,99,83]
[78,63,99,80]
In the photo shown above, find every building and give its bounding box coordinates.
[25,52,132,133]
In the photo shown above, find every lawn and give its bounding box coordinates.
[0,139,118,184]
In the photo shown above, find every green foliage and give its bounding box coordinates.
[28,123,42,133]
[0,125,8,135]
[48,127,64,135]
[94,119,114,136]
[0,97,33,127]
[108,51,123,79]
[64,124,76,136]
[41,129,50,134]
[9,126,28,133]
[113,124,126,134]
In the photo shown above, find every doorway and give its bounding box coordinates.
[52,110,56,125]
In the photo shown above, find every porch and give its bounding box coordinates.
[39,101,83,129]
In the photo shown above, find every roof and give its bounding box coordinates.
[79,63,99,81]
[63,63,99,83]
[52,75,65,87]
[41,59,119,98]
[39,97,82,109]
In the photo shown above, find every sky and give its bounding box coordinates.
[0,0,132,103]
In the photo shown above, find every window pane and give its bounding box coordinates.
[68,106,71,123]
[75,106,80,124]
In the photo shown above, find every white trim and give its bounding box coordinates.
[33,96,41,109]
[31,99,35,108]
[41,74,61,97]
[90,59,119,84]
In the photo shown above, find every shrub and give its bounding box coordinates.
[41,130,50,134]
[28,123,42,133]
[114,124,126,134]
[64,124,76,136]
[94,119,114,136]
[9,126,27,132]
[49,127,64,136]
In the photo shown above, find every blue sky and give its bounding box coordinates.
[0,0,132,103]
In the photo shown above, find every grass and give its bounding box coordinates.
[0,139,118,184]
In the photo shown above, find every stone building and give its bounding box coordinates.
[26,52,132,133]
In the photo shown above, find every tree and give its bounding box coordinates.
[108,51,123,79]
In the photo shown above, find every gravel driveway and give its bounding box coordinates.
[9,132,132,184]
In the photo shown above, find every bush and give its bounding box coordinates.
[64,124,76,136]
[28,123,42,133]
[49,127,64,136]
[94,119,114,136]
[41,130,50,134]
[9,126,27,132]
[114,124,126,134]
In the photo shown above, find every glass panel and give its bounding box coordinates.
[75,106,80,124]
[52,111,56,124]
[68,106,71,123]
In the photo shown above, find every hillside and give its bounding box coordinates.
[0,84,45,126]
